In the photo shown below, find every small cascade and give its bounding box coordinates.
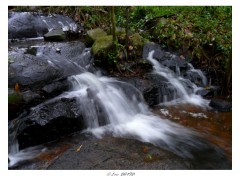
[146,51,209,106]
[8,119,46,168]
[188,63,208,86]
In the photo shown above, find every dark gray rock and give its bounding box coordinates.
[8,88,43,120]
[42,80,69,96]
[8,42,88,91]
[143,42,165,60]
[8,41,94,120]
[196,86,219,98]
[143,42,189,76]
[47,136,191,170]
[209,99,232,112]
[142,73,193,106]
[16,97,85,149]
[44,29,66,41]
[8,12,81,39]
[46,136,231,170]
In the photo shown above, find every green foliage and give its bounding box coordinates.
[146,6,231,70]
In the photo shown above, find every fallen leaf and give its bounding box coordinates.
[14,83,20,93]
[76,145,83,152]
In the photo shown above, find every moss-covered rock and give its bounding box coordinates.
[8,89,23,105]
[92,35,114,68]
[129,33,144,48]
[92,35,113,56]
[127,33,144,60]
[86,28,107,46]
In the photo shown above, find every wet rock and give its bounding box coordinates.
[8,42,87,91]
[47,136,191,170]
[209,98,232,112]
[185,69,207,87]
[143,42,165,60]
[8,12,80,39]
[196,86,219,98]
[16,98,85,149]
[143,42,189,75]
[42,80,69,96]
[8,41,94,119]
[46,135,231,170]
[142,73,192,106]
[21,90,41,103]
[8,88,42,120]
[44,29,66,41]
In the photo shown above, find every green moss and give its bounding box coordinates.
[8,90,23,104]
[86,28,107,45]
[92,35,113,56]
[130,33,143,47]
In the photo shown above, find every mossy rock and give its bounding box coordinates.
[86,28,107,46]
[127,33,144,59]
[8,89,23,105]
[92,35,113,57]
[129,33,144,48]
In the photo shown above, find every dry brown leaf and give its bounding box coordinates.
[76,145,83,152]
[14,83,20,93]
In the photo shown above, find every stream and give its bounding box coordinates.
[8,39,231,170]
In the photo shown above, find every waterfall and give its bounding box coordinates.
[146,50,209,106]
[66,72,214,159]
[188,63,208,86]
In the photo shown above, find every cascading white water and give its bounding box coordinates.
[188,63,208,86]
[146,50,209,106]
[8,119,46,168]
[67,71,210,159]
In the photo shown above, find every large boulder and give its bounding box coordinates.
[14,97,85,149]
[8,41,94,118]
[46,136,231,170]
[8,12,81,39]
[209,98,232,112]
[8,41,90,91]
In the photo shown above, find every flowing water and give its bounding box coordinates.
[8,49,231,168]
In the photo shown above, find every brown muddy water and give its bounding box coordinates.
[152,104,232,160]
